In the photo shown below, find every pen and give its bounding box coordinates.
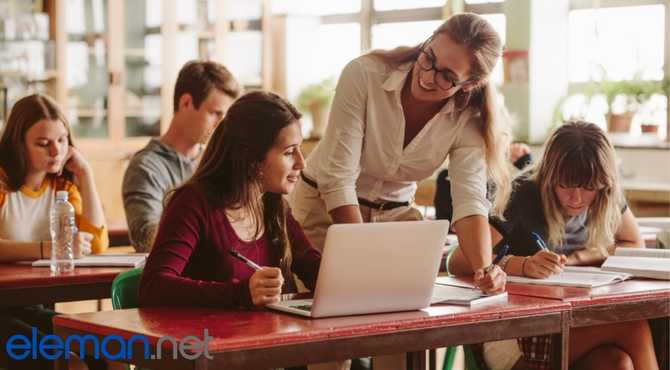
[531,232,549,250]
[484,244,509,274]
[229,250,262,271]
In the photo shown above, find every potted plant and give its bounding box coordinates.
[295,78,335,139]
[594,78,666,133]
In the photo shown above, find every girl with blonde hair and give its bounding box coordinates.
[450,121,657,370]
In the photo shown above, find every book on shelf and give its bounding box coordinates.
[601,247,670,280]
[32,254,147,268]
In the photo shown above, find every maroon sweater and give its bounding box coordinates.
[138,186,321,308]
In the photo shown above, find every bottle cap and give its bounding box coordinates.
[55,191,69,201]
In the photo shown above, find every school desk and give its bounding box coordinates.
[53,295,571,370]
[107,219,130,247]
[508,279,670,369]
[0,264,127,308]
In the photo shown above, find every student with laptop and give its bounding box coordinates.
[449,121,658,370]
[139,91,321,309]
[122,60,240,253]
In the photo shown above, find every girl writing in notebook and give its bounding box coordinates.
[0,94,108,369]
[139,91,320,308]
[449,121,657,370]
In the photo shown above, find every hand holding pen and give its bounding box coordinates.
[523,233,567,278]
[229,250,284,306]
[474,244,509,294]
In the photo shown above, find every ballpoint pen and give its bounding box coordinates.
[531,232,549,251]
[485,243,509,273]
[228,250,262,271]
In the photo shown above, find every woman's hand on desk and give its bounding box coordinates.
[249,267,284,306]
[474,265,506,294]
[524,250,567,278]
[73,231,93,258]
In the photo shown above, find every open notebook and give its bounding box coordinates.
[32,254,147,268]
[601,247,670,280]
[431,281,508,306]
[506,266,632,288]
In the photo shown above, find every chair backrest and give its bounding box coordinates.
[111,268,143,309]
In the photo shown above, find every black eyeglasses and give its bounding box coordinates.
[416,41,473,91]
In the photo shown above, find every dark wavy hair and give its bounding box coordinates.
[171,91,302,269]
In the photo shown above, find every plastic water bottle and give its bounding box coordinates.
[50,190,75,274]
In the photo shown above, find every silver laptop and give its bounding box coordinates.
[268,220,450,318]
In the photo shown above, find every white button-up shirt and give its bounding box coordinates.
[303,55,490,223]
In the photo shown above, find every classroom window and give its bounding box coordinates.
[565,1,667,142]
[568,4,664,82]
[374,0,446,11]
[371,20,442,50]
[272,0,360,15]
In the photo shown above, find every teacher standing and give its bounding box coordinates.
[290,13,510,293]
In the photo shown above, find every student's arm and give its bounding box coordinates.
[317,59,368,222]
[64,147,109,253]
[613,208,643,248]
[566,208,643,265]
[287,212,321,290]
[0,240,52,263]
[452,216,506,293]
[64,147,106,228]
[447,118,505,293]
[122,159,164,252]
[138,189,254,308]
[329,205,364,224]
[448,223,503,276]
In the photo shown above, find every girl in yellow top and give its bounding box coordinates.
[0,94,108,370]
[0,94,108,261]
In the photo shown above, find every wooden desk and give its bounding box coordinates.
[53,295,570,370]
[108,219,130,247]
[0,264,128,308]
[508,280,670,369]
[0,247,136,307]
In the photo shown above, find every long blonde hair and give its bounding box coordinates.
[533,121,622,250]
[369,12,511,216]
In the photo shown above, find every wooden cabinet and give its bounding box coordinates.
[46,0,273,223]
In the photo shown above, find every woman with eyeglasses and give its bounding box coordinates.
[294,13,511,368]
[290,13,510,296]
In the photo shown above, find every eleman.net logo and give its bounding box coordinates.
[5,327,213,361]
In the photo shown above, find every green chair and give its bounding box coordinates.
[111,268,144,370]
[111,268,143,310]
[443,346,483,370]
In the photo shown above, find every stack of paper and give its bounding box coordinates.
[32,254,147,268]
[601,247,670,280]
[433,277,508,306]
[506,266,632,288]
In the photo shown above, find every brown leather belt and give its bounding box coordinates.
[300,172,410,211]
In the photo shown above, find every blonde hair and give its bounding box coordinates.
[368,12,511,216]
[533,121,622,250]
